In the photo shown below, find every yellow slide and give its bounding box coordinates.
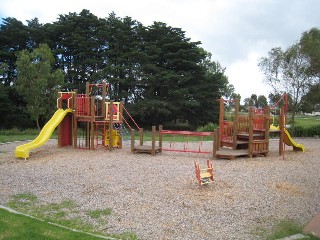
[270,125,305,152]
[15,108,72,159]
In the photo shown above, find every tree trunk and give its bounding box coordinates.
[36,118,41,130]
[291,110,295,136]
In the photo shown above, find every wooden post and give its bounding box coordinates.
[109,100,113,151]
[119,101,123,149]
[219,98,225,147]
[158,125,163,153]
[102,82,107,119]
[279,106,284,156]
[232,98,239,149]
[73,90,78,148]
[57,91,62,148]
[151,126,156,156]
[248,108,254,157]
[131,129,135,153]
[264,106,270,156]
[85,82,90,95]
[213,128,220,158]
[90,96,95,150]
[139,128,143,146]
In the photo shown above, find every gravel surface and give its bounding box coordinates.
[0,138,320,239]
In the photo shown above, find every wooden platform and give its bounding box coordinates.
[133,145,161,155]
[215,148,249,160]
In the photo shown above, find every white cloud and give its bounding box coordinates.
[225,52,272,101]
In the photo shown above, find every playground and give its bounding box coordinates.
[2,83,320,239]
[1,137,320,239]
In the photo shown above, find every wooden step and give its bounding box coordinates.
[215,148,249,160]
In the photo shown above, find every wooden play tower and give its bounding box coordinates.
[56,82,129,151]
[213,98,271,159]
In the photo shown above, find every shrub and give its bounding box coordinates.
[197,122,218,132]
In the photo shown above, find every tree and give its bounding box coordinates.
[48,9,107,89]
[257,95,268,108]
[15,44,64,129]
[300,28,320,78]
[258,44,316,133]
[0,17,30,86]
[94,13,145,102]
[300,83,320,113]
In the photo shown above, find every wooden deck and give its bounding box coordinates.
[133,145,161,155]
[215,148,249,160]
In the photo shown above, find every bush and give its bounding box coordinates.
[288,125,320,137]
[197,122,218,132]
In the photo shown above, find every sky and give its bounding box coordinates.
[1,0,319,101]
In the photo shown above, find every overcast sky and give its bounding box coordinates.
[1,0,319,101]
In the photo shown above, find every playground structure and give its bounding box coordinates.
[213,96,304,159]
[15,82,140,159]
[15,83,304,161]
[194,160,214,186]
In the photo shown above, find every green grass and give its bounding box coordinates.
[0,128,57,143]
[5,193,137,240]
[0,208,107,240]
[256,219,320,240]
[294,115,320,128]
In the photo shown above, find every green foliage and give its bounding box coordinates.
[15,44,64,129]
[197,122,218,132]
[1,10,228,129]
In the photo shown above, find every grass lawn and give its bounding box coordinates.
[1,193,137,240]
[0,208,108,240]
[294,115,320,128]
[0,129,57,143]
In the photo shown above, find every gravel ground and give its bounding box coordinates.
[0,138,320,240]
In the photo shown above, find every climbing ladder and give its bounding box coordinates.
[94,121,107,149]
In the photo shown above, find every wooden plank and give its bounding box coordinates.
[134,145,161,154]
[215,148,249,159]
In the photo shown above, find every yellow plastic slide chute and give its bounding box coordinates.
[269,125,304,152]
[15,108,72,159]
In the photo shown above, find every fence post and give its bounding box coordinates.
[159,125,163,153]
[151,126,156,156]
[131,129,135,153]
[139,128,144,146]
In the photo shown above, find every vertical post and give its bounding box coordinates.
[139,128,144,146]
[265,106,270,156]
[213,128,219,158]
[57,92,62,148]
[248,108,254,157]
[90,96,95,150]
[131,129,135,153]
[232,98,239,149]
[73,90,78,148]
[119,102,123,149]
[279,106,284,156]
[102,82,107,119]
[151,126,156,156]
[159,125,163,153]
[219,98,225,147]
[85,82,90,95]
[109,100,113,151]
